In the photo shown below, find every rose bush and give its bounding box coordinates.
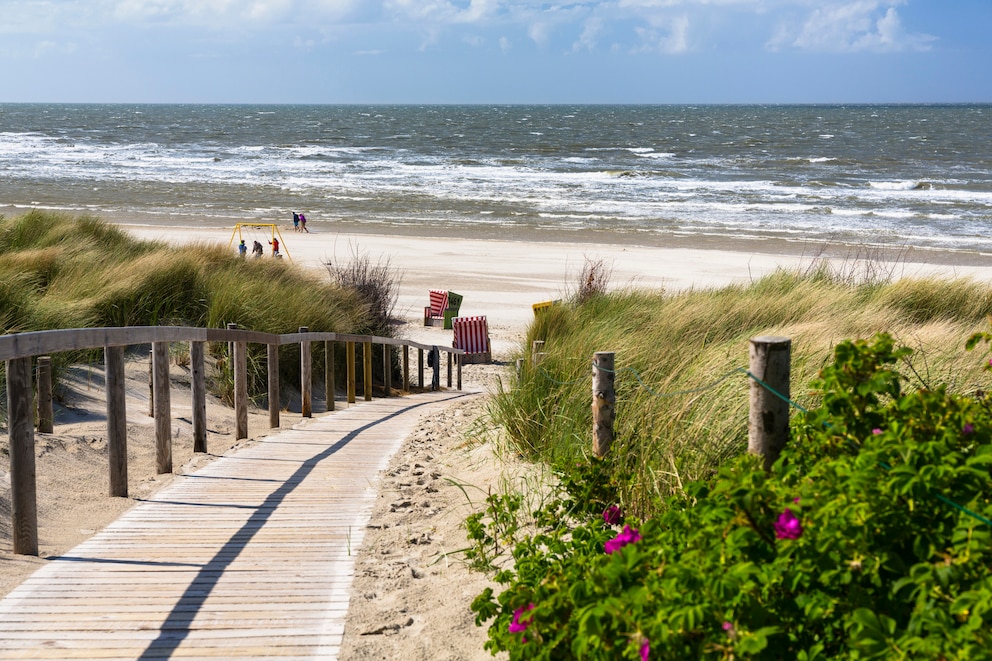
[470,333,992,659]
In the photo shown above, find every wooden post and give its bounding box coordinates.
[592,351,616,459]
[267,343,280,428]
[191,341,207,453]
[36,355,53,434]
[363,341,373,401]
[532,340,545,366]
[325,340,335,412]
[7,356,38,555]
[457,353,463,390]
[300,326,312,418]
[148,349,154,417]
[231,326,248,441]
[105,345,128,497]
[401,344,410,394]
[748,336,792,470]
[382,344,391,398]
[446,351,453,388]
[418,348,424,389]
[153,341,172,474]
[346,341,356,404]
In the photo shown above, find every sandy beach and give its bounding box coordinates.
[5,213,992,659]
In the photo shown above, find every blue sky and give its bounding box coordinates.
[0,0,988,104]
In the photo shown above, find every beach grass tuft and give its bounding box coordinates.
[491,266,992,516]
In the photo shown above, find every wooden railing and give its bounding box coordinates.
[2,325,465,556]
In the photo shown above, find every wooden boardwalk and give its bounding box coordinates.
[0,390,474,660]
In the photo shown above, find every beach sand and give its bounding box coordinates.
[4,215,992,658]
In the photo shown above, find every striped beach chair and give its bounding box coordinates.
[424,290,464,328]
[424,290,449,326]
[452,315,491,364]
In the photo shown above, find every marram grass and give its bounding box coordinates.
[492,268,992,517]
[0,212,378,407]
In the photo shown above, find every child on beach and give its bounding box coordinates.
[269,237,280,257]
[252,240,264,257]
[292,212,300,232]
[300,213,309,233]
[238,240,247,257]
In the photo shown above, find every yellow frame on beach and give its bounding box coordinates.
[228,223,291,261]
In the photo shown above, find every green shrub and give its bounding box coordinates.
[472,333,992,660]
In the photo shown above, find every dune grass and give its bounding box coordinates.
[490,263,992,517]
[0,211,381,408]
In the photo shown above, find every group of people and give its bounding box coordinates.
[238,239,269,258]
[292,212,309,233]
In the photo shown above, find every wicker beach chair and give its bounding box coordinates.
[424,290,463,328]
[452,315,491,364]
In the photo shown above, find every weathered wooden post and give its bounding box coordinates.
[382,344,391,398]
[532,340,546,366]
[748,336,792,470]
[7,356,38,555]
[267,343,280,427]
[457,353,463,391]
[105,345,128,497]
[363,341,373,401]
[418,348,424,389]
[592,351,616,459]
[229,323,248,441]
[153,341,172,474]
[446,351,453,388]
[191,341,207,453]
[325,340,335,412]
[148,348,154,417]
[36,355,53,434]
[346,341,356,404]
[401,344,410,394]
[300,326,312,418]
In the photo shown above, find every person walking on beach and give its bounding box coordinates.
[292,212,300,232]
[299,213,309,233]
[269,237,280,257]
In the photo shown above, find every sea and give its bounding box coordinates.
[1,103,991,253]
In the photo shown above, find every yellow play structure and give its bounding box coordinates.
[228,223,291,260]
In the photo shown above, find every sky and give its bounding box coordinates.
[0,0,989,104]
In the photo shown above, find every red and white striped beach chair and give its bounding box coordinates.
[452,315,491,364]
[424,289,449,326]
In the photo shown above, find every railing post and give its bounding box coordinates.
[418,348,424,389]
[229,323,248,441]
[325,340,335,412]
[457,353,463,391]
[363,341,373,401]
[36,356,53,434]
[148,348,154,418]
[267,343,280,428]
[592,351,616,459]
[402,344,410,394]
[191,341,207,453]
[300,326,312,418]
[7,356,38,555]
[347,341,356,404]
[446,351,453,388]
[153,341,172,474]
[382,344,391,397]
[105,345,128,497]
[748,336,792,470]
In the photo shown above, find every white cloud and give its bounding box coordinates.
[768,1,936,53]
[632,14,689,53]
[571,16,603,52]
